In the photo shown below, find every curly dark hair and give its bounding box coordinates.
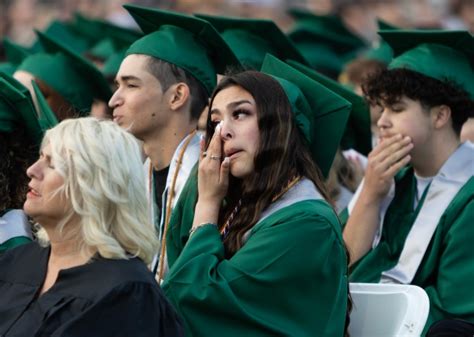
[362,68,474,135]
[0,129,38,212]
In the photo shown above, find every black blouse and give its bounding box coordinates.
[0,242,184,337]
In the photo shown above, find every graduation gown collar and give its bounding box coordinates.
[244,178,324,243]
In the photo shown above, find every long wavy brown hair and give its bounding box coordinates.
[205,71,332,256]
[0,129,38,213]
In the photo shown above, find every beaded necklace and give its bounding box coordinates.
[220,175,301,239]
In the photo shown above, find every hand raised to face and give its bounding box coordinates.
[198,122,230,206]
[363,134,413,202]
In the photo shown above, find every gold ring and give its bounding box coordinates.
[202,151,207,157]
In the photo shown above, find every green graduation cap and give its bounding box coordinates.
[291,41,346,78]
[31,80,59,131]
[0,72,55,145]
[287,8,367,78]
[195,13,309,70]
[362,19,398,64]
[72,13,142,60]
[261,54,352,177]
[30,20,91,55]
[0,63,16,76]
[3,38,31,66]
[102,49,127,78]
[380,29,474,99]
[288,60,372,155]
[288,8,367,54]
[124,4,242,95]
[88,38,116,60]
[0,38,32,76]
[17,30,112,115]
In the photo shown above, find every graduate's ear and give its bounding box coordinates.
[168,82,190,111]
[431,104,452,130]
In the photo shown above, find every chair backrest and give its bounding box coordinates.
[348,283,430,337]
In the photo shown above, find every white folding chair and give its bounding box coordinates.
[348,283,430,337]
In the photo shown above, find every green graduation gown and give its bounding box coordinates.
[341,142,474,335]
[163,177,348,337]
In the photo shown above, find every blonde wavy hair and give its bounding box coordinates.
[36,117,158,264]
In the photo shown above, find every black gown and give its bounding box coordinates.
[0,242,184,337]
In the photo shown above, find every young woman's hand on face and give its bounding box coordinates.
[198,123,230,206]
[363,134,413,202]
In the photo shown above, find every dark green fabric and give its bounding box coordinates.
[164,195,347,337]
[72,13,142,49]
[102,49,126,78]
[288,60,372,155]
[166,164,199,267]
[287,8,368,78]
[32,20,91,54]
[72,14,142,60]
[124,4,242,95]
[261,54,352,178]
[195,14,309,70]
[88,38,116,60]
[3,38,31,66]
[289,42,346,78]
[380,30,474,98]
[0,63,16,76]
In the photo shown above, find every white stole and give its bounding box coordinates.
[149,132,201,275]
[0,209,32,244]
[144,132,201,231]
[381,142,474,283]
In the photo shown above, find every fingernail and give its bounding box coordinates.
[223,157,230,165]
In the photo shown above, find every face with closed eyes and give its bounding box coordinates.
[209,85,260,179]
[377,96,434,158]
[23,144,70,227]
[108,54,171,140]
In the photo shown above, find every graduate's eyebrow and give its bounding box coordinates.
[210,99,252,116]
[114,75,142,85]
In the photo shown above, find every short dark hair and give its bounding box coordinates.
[145,57,208,121]
[362,68,474,135]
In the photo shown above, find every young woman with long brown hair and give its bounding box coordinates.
[162,56,351,337]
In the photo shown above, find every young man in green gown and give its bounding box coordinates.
[108,5,241,277]
[342,30,474,334]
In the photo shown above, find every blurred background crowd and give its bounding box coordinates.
[1,0,473,50]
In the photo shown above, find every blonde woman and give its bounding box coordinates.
[0,118,183,336]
